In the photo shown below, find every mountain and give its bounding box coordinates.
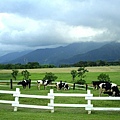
[0,51,31,63]
[60,42,120,64]
[3,42,106,65]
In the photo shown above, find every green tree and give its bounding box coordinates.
[11,69,19,80]
[76,67,89,84]
[96,60,106,66]
[97,73,110,82]
[27,62,40,69]
[71,70,77,81]
[43,72,58,81]
[21,70,30,80]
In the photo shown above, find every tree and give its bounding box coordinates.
[27,62,40,69]
[43,72,58,81]
[76,67,89,84]
[71,70,77,81]
[96,60,106,66]
[21,70,30,80]
[97,73,110,82]
[11,69,19,80]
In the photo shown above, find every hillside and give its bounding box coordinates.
[60,42,120,64]
[4,42,106,65]
[0,51,31,63]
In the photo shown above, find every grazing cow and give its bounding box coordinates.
[37,80,43,90]
[99,82,119,96]
[92,81,109,89]
[18,79,31,89]
[37,80,52,90]
[56,81,69,90]
[103,85,120,97]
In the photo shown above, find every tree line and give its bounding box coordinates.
[60,60,120,67]
[0,60,119,69]
[0,62,56,69]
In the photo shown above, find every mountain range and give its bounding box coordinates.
[0,42,120,65]
[60,42,120,64]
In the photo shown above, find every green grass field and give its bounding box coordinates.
[0,66,120,85]
[0,85,120,120]
[0,66,120,120]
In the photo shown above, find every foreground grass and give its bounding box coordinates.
[0,105,120,120]
[0,85,120,120]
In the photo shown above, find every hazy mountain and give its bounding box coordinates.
[3,42,106,65]
[0,51,31,63]
[60,42,120,64]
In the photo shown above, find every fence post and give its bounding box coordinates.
[28,79,31,89]
[48,89,54,113]
[73,83,75,90]
[86,90,93,114]
[10,79,13,89]
[12,88,20,111]
[86,84,88,91]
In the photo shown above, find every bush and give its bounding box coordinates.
[97,73,111,82]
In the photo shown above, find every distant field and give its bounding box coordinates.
[0,66,120,73]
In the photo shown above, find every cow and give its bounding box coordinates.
[104,85,120,97]
[18,79,31,89]
[56,81,69,90]
[99,82,119,96]
[92,81,109,90]
[37,80,52,90]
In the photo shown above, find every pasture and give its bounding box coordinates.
[0,66,120,120]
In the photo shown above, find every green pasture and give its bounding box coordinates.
[0,66,120,85]
[0,72,120,87]
[0,66,120,120]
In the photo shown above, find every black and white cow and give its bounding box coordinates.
[56,81,69,90]
[18,79,31,89]
[92,80,109,90]
[99,82,119,96]
[37,80,52,90]
[103,85,120,97]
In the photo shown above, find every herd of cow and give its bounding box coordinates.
[17,79,69,91]
[17,79,120,97]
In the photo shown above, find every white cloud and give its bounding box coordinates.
[0,13,105,47]
[0,0,120,55]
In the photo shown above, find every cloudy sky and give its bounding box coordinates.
[0,0,120,56]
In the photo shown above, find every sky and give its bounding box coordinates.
[0,0,120,56]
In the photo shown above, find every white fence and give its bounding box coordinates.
[0,88,120,114]
[0,88,54,113]
[85,95,120,114]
